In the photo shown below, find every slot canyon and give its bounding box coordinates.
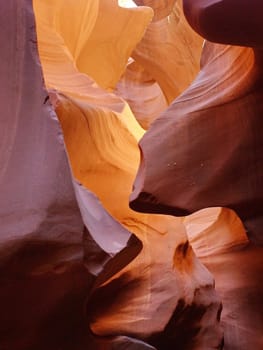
[0,1,262,349]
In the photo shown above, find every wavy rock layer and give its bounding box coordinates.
[3,0,261,349]
[131,41,263,244]
[134,0,176,21]
[0,2,145,350]
[130,1,263,348]
[185,208,249,258]
[132,0,203,104]
[115,60,168,129]
[202,243,263,350]
[0,2,148,349]
[115,0,203,129]
[34,0,223,348]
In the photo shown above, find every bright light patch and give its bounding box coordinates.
[118,0,137,8]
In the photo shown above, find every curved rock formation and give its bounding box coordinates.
[132,0,203,104]
[202,243,263,350]
[185,207,249,258]
[115,60,168,129]
[34,0,223,347]
[115,0,203,128]
[130,1,263,348]
[133,0,176,21]
[130,40,263,244]
[0,2,145,350]
[3,0,262,349]
[0,0,224,349]
[183,0,263,48]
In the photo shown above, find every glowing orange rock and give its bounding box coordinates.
[34,0,223,347]
[132,1,203,103]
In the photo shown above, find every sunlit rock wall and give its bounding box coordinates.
[130,0,263,349]
[0,0,262,350]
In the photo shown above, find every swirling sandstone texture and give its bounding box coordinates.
[132,0,203,105]
[115,0,203,129]
[130,0,263,348]
[131,30,263,246]
[0,2,145,349]
[0,0,224,349]
[1,0,262,349]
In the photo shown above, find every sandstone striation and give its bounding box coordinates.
[132,0,203,104]
[130,41,263,244]
[34,0,222,347]
[1,0,262,349]
[0,2,143,349]
[115,60,168,129]
[130,0,263,348]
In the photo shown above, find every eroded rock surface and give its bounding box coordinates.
[130,1,263,348]
[130,41,263,244]
[2,0,262,349]
[35,0,222,347]
[0,3,143,350]
[132,1,203,104]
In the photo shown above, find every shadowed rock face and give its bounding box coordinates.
[183,0,263,48]
[130,1,263,243]
[202,244,263,350]
[0,0,223,349]
[0,1,142,349]
[129,0,263,347]
[0,4,141,349]
[130,40,263,244]
[2,0,262,349]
